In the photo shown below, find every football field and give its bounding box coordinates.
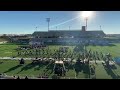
[0,43,120,79]
[0,43,120,58]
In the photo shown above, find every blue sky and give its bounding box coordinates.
[0,11,120,34]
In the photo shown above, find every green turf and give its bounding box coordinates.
[86,43,120,58]
[0,43,120,58]
[0,44,18,57]
[1,43,120,79]
[1,59,120,79]
[0,60,53,77]
[95,64,112,79]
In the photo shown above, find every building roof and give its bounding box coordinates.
[32,30,106,37]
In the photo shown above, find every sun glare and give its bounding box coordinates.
[81,11,93,18]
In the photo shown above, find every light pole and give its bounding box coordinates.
[35,27,38,31]
[81,11,93,31]
[85,17,88,31]
[56,26,57,31]
[46,18,50,32]
[100,25,101,30]
[69,26,70,30]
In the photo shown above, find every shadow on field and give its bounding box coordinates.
[17,63,43,73]
[102,63,120,79]
[34,63,46,71]
[4,64,22,73]
[64,62,74,72]
[108,44,116,47]
[91,44,116,47]
[74,62,82,77]
[18,62,52,73]
[42,62,54,75]
[0,62,3,64]
[74,60,90,78]
[82,64,90,78]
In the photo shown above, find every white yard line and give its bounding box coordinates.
[75,72,77,79]
[0,41,7,44]
[0,57,106,63]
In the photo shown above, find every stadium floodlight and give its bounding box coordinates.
[56,26,57,30]
[46,18,50,32]
[100,25,101,30]
[35,27,38,31]
[81,11,93,31]
[69,26,70,30]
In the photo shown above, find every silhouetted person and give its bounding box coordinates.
[20,58,25,64]
[0,73,2,78]
[91,67,95,75]
[17,76,20,79]
[35,57,38,60]
[13,76,16,79]
[25,76,28,79]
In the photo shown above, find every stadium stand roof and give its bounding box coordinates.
[32,30,106,38]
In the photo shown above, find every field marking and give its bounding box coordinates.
[5,52,12,53]
[75,72,77,79]
[0,41,7,44]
